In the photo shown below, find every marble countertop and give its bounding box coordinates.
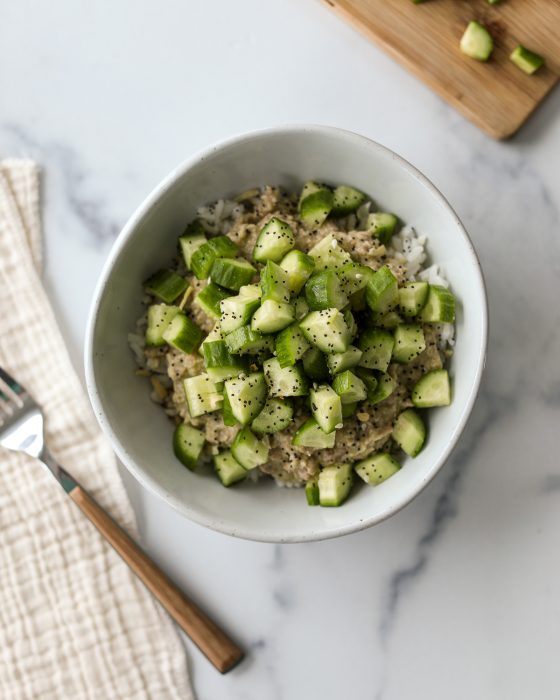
[2,1,560,698]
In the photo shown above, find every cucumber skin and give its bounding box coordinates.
[253,217,295,263]
[305,479,320,506]
[305,271,348,311]
[299,189,334,229]
[146,304,180,346]
[275,323,311,368]
[392,409,426,457]
[411,369,451,408]
[318,464,354,507]
[173,423,205,471]
[144,269,188,304]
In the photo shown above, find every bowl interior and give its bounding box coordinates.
[86,126,486,542]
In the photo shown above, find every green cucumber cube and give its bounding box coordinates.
[420,285,456,323]
[224,325,274,355]
[144,269,188,303]
[231,427,269,469]
[318,463,353,507]
[263,358,309,397]
[292,418,336,449]
[305,477,320,506]
[510,45,544,74]
[183,373,223,417]
[214,450,247,487]
[309,385,343,434]
[260,260,291,303]
[251,300,295,334]
[224,372,268,425]
[392,410,426,457]
[193,283,231,320]
[275,323,311,368]
[367,212,398,245]
[355,453,400,486]
[253,217,295,263]
[326,345,363,375]
[251,397,293,434]
[220,285,261,333]
[210,257,256,291]
[162,313,203,353]
[173,423,205,471]
[302,347,330,381]
[412,369,451,407]
[299,308,351,354]
[366,265,399,314]
[398,281,429,317]
[332,370,367,404]
[460,20,494,61]
[191,235,238,280]
[280,250,315,293]
[358,328,394,372]
[305,270,348,311]
[392,324,426,363]
[308,233,352,270]
[146,304,180,346]
[331,185,366,216]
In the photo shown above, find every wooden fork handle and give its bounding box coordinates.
[64,475,243,673]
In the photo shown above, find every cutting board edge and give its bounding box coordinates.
[321,0,558,140]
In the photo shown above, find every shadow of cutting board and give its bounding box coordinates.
[321,0,560,139]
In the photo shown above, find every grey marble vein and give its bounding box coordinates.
[1,123,119,243]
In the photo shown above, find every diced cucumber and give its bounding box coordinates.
[308,233,352,270]
[173,423,205,471]
[305,271,348,311]
[358,329,394,372]
[224,325,274,355]
[202,340,248,381]
[146,304,180,346]
[349,288,367,312]
[392,324,426,363]
[342,402,358,418]
[420,285,456,323]
[251,397,293,434]
[231,427,269,469]
[332,370,367,404]
[179,232,206,270]
[302,347,330,381]
[393,410,426,457]
[305,477,320,506]
[200,323,224,350]
[280,250,315,294]
[191,235,238,280]
[193,283,231,320]
[318,464,353,507]
[144,270,188,303]
[326,346,363,375]
[510,45,544,74]
[210,257,256,291]
[367,212,398,244]
[275,323,311,368]
[331,185,366,216]
[398,281,429,317]
[295,296,310,320]
[251,300,295,334]
[460,20,494,61]
[300,309,351,354]
[299,181,323,203]
[353,366,378,398]
[343,310,358,340]
[299,183,334,228]
[376,311,403,329]
[220,285,261,333]
[367,372,396,405]
[183,373,223,417]
[224,372,268,425]
[253,217,295,263]
[162,313,203,353]
[412,369,451,407]
[355,453,400,486]
[366,265,399,314]
[263,358,309,397]
[292,418,336,449]
[222,389,239,427]
[309,385,343,433]
[214,450,247,487]
[338,263,374,296]
[260,260,291,303]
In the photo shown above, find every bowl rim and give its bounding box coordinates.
[84,124,488,543]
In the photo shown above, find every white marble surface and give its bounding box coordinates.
[2,1,560,698]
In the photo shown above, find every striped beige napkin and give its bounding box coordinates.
[0,160,193,700]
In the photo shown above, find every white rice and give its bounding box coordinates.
[390,225,428,280]
[418,263,450,288]
[197,199,244,234]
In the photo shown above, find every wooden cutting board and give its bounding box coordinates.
[321,0,560,139]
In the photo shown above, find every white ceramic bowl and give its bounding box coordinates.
[85,125,487,543]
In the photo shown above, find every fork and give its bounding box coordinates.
[0,365,243,674]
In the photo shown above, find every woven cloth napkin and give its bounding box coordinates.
[0,160,194,700]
